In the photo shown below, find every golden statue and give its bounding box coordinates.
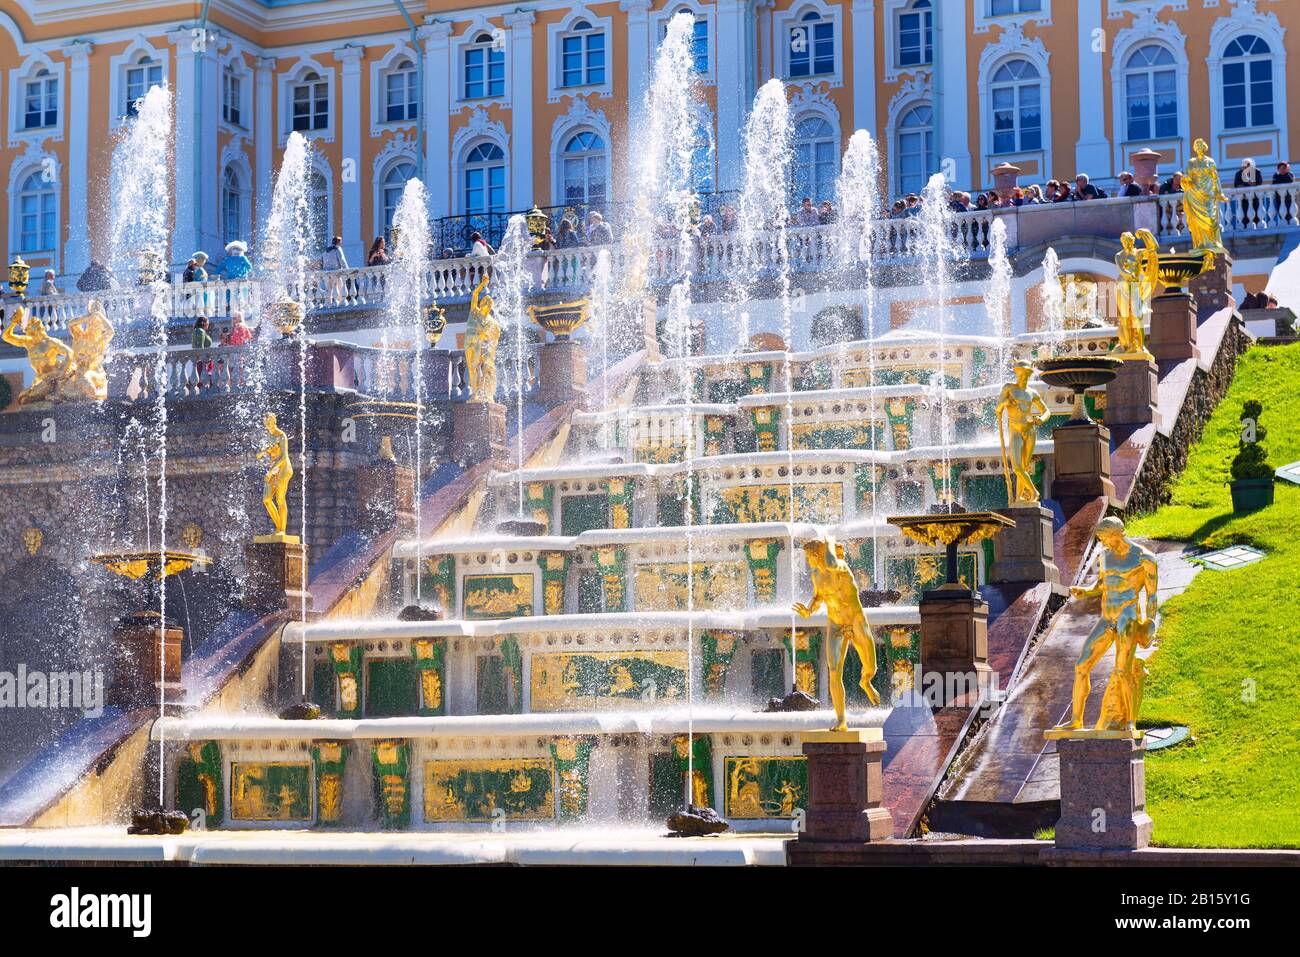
[2,307,73,405]
[1183,138,1227,256]
[793,535,880,732]
[464,273,503,403]
[66,300,115,401]
[255,412,296,541]
[1114,229,1159,360]
[1048,517,1158,738]
[996,361,1050,505]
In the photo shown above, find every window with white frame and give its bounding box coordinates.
[384,59,419,122]
[463,142,506,215]
[561,131,607,206]
[559,20,606,88]
[126,56,162,118]
[789,11,835,79]
[463,33,506,100]
[897,1,933,69]
[222,68,243,126]
[990,58,1041,154]
[380,161,415,239]
[16,169,57,252]
[660,11,709,74]
[292,72,330,132]
[222,166,244,245]
[988,0,1041,15]
[23,69,58,130]
[1124,44,1178,142]
[309,171,331,252]
[792,116,838,204]
[896,104,936,195]
[1221,34,1273,131]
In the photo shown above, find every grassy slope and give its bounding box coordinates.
[1127,343,1300,848]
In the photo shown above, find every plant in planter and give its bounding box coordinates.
[1229,399,1275,513]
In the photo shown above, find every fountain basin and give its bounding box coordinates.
[1035,355,1121,423]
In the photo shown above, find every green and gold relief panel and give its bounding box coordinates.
[790,420,886,452]
[724,757,808,820]
[633,560,747,611]
[530,650,688,712]
[463,573,535,620]
[711,482,844,525]
[229,762,313,822]
[423,758,556,823]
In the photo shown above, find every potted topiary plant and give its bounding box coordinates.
[1229,399,1275,513]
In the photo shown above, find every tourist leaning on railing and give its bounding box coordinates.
[367,236,390,266]
[39,270,58,297]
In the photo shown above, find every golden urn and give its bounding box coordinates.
[423,302,447,347]
[265,297,304,336]
[1155,250,1214,295]
[528,300,590,340]
[525,205,550,248]
[8,256,30,297]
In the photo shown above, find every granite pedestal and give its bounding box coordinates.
[450,400,508,467]
[1189,250,1234,315]
[786,728,893,864]
[919,587,994,705]
[538,339,588,407]
[1104,357,1160,428]
[109,612,185,708]
[356,447,415,533]
[1150,292,1200,363]
[1050,420,1116,505]
[244,535,310,618]
[991,504,1059,585]
[1052,735,1153,850]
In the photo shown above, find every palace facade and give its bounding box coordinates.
[1,0,1297,276]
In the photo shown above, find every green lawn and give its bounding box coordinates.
[1126,343,1300,848]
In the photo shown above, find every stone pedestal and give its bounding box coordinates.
[1104,357,1160,428]
[1053,736,1153,850]
[244,535,310,618]
[1189,251,1234,315]
[918,588,993,705]
[786,728,893,863]
[538,338,588,407]
[450,400,507,467]
[1150,292,1200,363]
[356,441,415,533]
[109,612,185,708]
[991,504,1059,585]
[1050,420,1116,504]
[1131,148,1162,192]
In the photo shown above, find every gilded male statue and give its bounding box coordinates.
[996,361,1050,504]
[66,300,115,401]
[793,535,880,731]
[1114,229,1159,360]
[1051,517,1159,736]
[2,307,73,405]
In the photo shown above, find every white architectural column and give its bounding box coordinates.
[506,10,536,209]
[255,56,276,231]
[622,0,652,177]
[335,44,365,266]
[850,0,877,135]
[61,39,93,275]
[169,28,221,262]
[934,0,972,189]
[1074,0,1110,178]
[715,0,752,193]
[421,20,454,219]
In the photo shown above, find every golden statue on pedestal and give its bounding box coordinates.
[255,412,296,542]
[1114,229,1159,360]
[2,307,73,404]
[793,535,880,732]
[66,300,115,400]
[1183,138,1227,256]
[465,273,503,403]
[996,361,1050,505]
[1047,517,1158,738]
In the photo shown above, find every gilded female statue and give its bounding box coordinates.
[256,412,294,539]
[1113,229,1159,360]
[2,307,73,404]
[1183,138,1227,255]
[464,273,502,403]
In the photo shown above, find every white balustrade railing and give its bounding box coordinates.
[1155,182,1300,243]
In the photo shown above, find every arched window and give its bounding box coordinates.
[126,56,162,118]
[463,142,506,215]
[560,20,606,88]
[793,116,838,204]
[1124,44,1178,141]
[896,104,935,195]
[561,131,608,206]
[463,33,506,100]
[789,11,835,78]
[309,171,331,252]
[1222,34,1273,130]
[292,71,330,132]
[384,58,418,122]
[380,161,415,238]
[23,68,59,130]
[990,58,1041,153]
[17,170,57,252]
[221,166,244,246]
[897,1,933,68]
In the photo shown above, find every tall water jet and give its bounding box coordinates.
[107,83,173,806]
[589,248,613,444]
[1040,247,1066,353]
[385,178,432,596]
[491,215,534,517]
[985,217,1013,376]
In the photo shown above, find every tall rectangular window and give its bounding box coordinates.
[23,73,58,129]
[463,45,506,99]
